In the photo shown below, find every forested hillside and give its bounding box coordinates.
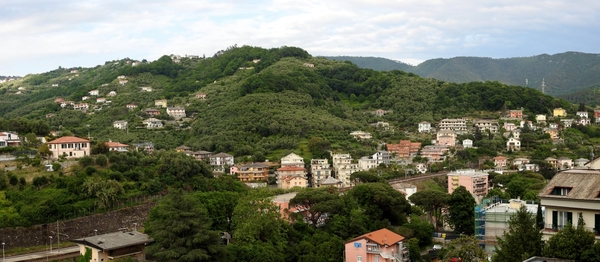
[0,46,574,159]
[327,52,600,97]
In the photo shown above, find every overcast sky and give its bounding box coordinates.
[1,0,599,76]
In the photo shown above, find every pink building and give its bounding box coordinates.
[344,228,408,262]
[47,136,90,159]
[271,192,300,221]
[447,169,489,197]
[277,166,307,189]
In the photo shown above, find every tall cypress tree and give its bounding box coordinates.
[448,186,476,235]
[492,206,543,262]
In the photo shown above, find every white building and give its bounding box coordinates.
[89,90,99,96]
[281,153,304,167]
[349,131,372,140]
[462,139,473,148]
[506,137,521,151]
[310,159,331,187]
[439,118,469,134]
[418,121,431,133]
[166,107,186,118]
[143,118,163,129]
[113,120,128,130]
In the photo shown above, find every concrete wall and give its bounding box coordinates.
[0,203,156,249]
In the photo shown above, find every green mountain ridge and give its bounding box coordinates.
[0,46,575,159]
[326,52,600,100]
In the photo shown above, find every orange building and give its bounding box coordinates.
[386,140,421,158]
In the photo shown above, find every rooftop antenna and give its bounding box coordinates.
[541,78,546,94]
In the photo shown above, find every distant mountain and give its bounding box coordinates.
[326,52,600,98]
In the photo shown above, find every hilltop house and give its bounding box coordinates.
[439,118,469,134]
[195,93,207,99]
[277,166,307,188]
[281,153,304,167]
[154,99,168,108]
[506,137,521,151]
[107,91,117,96]
[418,121,431,133]
[141,87,153,92]
[47,136,90,159]
[0,132,21,147]
[553,108,567,117]
[105,141,128,152]
[230,162,270,182]
[126,104,138,110]
[210,152,234,168]
[166,106,186,118]
[142,118,163,129]
[144,108,160,116]
[89,90,99,96]
[508,109,523,119]
[350,131,372,140]
[344,228,407,262]
[474,119,499,133]
[436,129,456,147]
[462,139,473,148]
[113,120,128,130]
[386,140,421,158]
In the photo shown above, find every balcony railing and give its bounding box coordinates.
[366,243,381,253]
[545,224,600,235]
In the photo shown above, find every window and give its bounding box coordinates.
[552,211,572,229]
[550,187,572,196]
[357,256,362,262]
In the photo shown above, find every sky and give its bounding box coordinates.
[1,0,599,76]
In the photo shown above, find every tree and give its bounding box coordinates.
[543,219,595,260]
[95,154,108,167]
[145,190,226,262]
[581,241,600,262]
[443,235,486,262]
[307,137,331,159]
[536,202,543,230]
[404,214,435,247]
[82,177,124,209]
[492,206,543,262]
[289,188,340,227]
[409,190,450,230]
[347,183,411,226]
[77,248,92,262]
[448,186,476,235]
[349,171,386,184]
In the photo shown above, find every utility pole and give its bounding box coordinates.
[541,78,546,94]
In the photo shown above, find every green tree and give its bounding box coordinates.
[95,154,108,167]
[409,190,450,230]
[349,171,386,184]
[536,202,543,230]
[77,248,92,262]
[543,220,595,260]
[348,183,411,226]
[145,190,226,262]
[307,137,331,159]
[289,188,340,227]
[448,186,476,235]
[82,177,124,209]
[581,241,600,262]
[492,206,543,262]
[404,214,435,247]
[443,235,486,262]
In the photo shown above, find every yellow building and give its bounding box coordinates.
[553,108,567,117]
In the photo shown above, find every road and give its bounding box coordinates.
[388,171,449,185]
[3,246,79,262]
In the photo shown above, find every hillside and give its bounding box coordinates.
[0,45,574,159]
[326,52,600,97]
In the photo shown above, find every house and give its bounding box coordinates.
[73,103,89,111]
[512,157,530,167]
[0,132,21,147]
[70,231,154,262]
[117,75,126,79]
[277,166,307,189]
[195,93,207,99]
[462,139,473,148]
[371,151,391,165]
[47,136,90,159]
[281,153,305,167]
[210,152,234,168]
[545,128,559,139]
[573,158,588,168]
[175,145,191,152]
[493,156,508,167]
[191,150,213,162]
[45,113,56,118]
[538,170,600,241]
[536,114,547,123]
[105,141,129,152]
[392,183,417,203]
[332,153,360,187]
[523,163,540,172]
[420,145,450,162]
[144,108,160,116]
[96,97,106,103]
[126,104,138,110]
[373,109,388,117]
[89,89,99,96]
[154,99,168,108]
[303,63,315,67]
[576,111,588,119]
[140,87,153,92]
[508,109,523,119]
[271,192,299,221]
[107,91,117,96]
[370,121,390,131]
[557,157,573,170]
[545,157,558,169]
[166,107,186,118]
[549,123,559,129]
[553,108,567,117]
[560,119,574,128]
[506,137,521,151]
[474,119,499,133]
[113,120,128,130]
[344,228,408,262]
[319,176,342,188]
[439,118,469,134]
[358,156,379,171]
[133,142,154,154]
[578,118,591,126]
[386,140,421,158]
[231,162,270,182]
[503,122,517,132]
[447,169,489,197]
[118,79,128,85]
[54,97,64,103]
[436,129,456,147]
[81,96,89,101]
[350,131,372,140]
[310,159,332,187]
[142,118,163,129]
[418,121,431,133]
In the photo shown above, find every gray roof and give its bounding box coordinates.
[320,176,341,185]
[538,169,600,200]
[213,152,233,157]
[70,231,154,251]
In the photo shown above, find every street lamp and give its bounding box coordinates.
[2,242,5,262]
[49,236,52,253]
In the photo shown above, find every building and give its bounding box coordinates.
[392,183,417,203]
[436,129,456,147]
[310,159,332,187]
[319,176,343,188]
[210,152,234,168]
[447,169,489,197]
[133,142,154,154]
[196,93,207,99]
[475,197,540,254]
[506,137,521,151]
[47,136,90,159]
[88,89,99,96]
[439,118,469,134]
[107,91,117,96]
[553,108,567,117]
[113,120,128,130]
[277,166,307,188]
[386,140,421,158]
[493,156,508,167]
[141,86,153,92]
[144,108,160,116]
[560,119,574,128]
[538,169,600,241]
[126,104,138,110]
[474,119,499,133]
[154,99,168,108]
[175,145,191,152]
[420,145,450,162]
[105,141,129,152]
[70,231,154,262]
[508,109,523,119]
[281,153,304,167]
[418,121,431,133]
[344,228,407,262]
[166,107,186,118]
[536,114,547,123]
[0,132,21,147]
[576,111,589,119]
[462,139,473,148]
[272,192,299,221]
[191,150,213,162]
[350,131,372,140]
[142,118,163,129]
[332,153,360,187]
[503,122,517,132]
[231,162,270,182]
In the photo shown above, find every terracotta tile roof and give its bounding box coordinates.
[277,166,306,171]
[48,136,90,144]
[105,141,128,147]
[347,228,405,246]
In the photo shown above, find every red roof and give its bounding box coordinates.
[105,141,128,147]
[277,166,306,171]
[48,136,90,144]
[346,228,405,246]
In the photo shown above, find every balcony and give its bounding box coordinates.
[366,243,380,253]
[544,224,600,235]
